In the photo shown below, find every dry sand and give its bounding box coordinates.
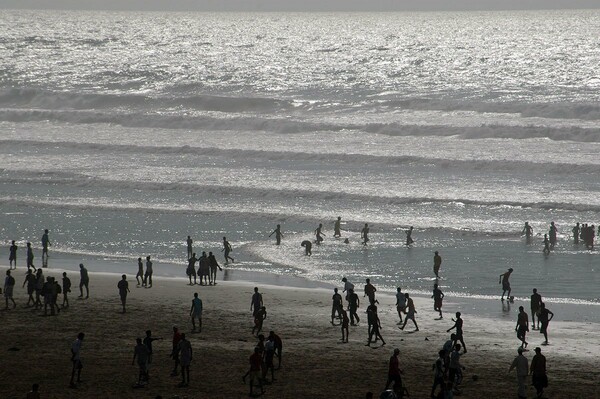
[1,268,599,399]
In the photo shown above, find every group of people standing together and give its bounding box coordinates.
[522,221,597,253]
[184,236,231,285]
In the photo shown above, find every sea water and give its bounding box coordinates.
[1,10,599,312]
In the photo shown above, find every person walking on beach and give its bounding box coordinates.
[252,306,267,336]
[248,346,264,396]
[340,309,349,343]
[508,347,529,399]
[9,240,17,269]
[26,242,35,271]
[263,334,277,382]
[499,268,513,301]
[144,256,153,288]
[170,326,182,376]
[41,229,50,267]
[522,222,533,243]
[395,287,405,324]
[366,305,385,346]
[251,287,263,317]
[23,269,36,307]
[405,226,414,246]
[186,236,193,259]
[538,303,554,345]
[208,251,222,285]
[78,263,89,299]
[530,347,548,398]
[447,312,466,353]
[177,333,192,387]
[34,269,44,308]
[431,349,445,398]
[186,253,197,285]
[315,223,325,245]
[269,224,283,245]
[301,240,312,256]
[348,289,360,325]
[190,292,203,333]
[432,283,444,319]
[132,337,149,385]
[331,288,343,325]
[515,306,529,349]
[334,216,342,237]
[361,223,370,246]
[117,274,130,313]
[433,251,442,278]
[364,278,379,305]
[136,257,144,286]
[61,272,71,308]
[222,236,234,264]
[70,332,85,388]
[4,270,16,309]
[530,288,542,330]
[542,234,551,254]
[385,348,403,391]
[342,277,354,301]
[268,331,283,369]
[400,293,419,332]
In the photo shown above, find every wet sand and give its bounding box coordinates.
[1,268,599,399]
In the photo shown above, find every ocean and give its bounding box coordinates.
[1,10,599,312]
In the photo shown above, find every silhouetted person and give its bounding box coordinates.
[334,216,342,237]
[136,257,144,285]
[361,223,370,246]
[269,331,283,369]
[190,292,203,333]
[143,330,162,366]
[364,278,379,305]
[433,251,442,278]
[61,272,71,308]
[385,348,403,391]
[70,332,85,387]
[431,349,445,397]
[222,236,234,263]
[263,334,277,382]
[315,223,325,245]
[405,226,414,246]
[186,236,193,259]
[366,305,385,346]
[208,251,222,285]
[331,287,343,324]
[34,269,44,309]
[251,287,263,317]
[508,347,528,399]
[269,224,283,245]
[447,312,466,353]
[4,270,16,309]
[118,274,130,313]
[432,283,444,319]
[530,288,542,330]
[198,251,209,285]
[395,287,405,324]
[253,306,267,336]
[499,268,513,301]
[522,222,533,243]
[348,288,360,325]
[549,221,558,248]
[301,240,312,256]
[340,309,349,343]
[400,293,419,332]
[26,242,35,271]
[515,306,529,349]
[248,347,264,396]
[187,253,197,285]
[530,347,548,398]
[9,240,17,269]
[538,303,554,344]
[170,326,182,376]
[132,337,149,384]
[572,222,580,244]
[342,277,354,301]
[78,263,89,299]
[23,269,36,307]
[542,234,551,254]
[144,256,153,287]
[41,229,50,267]
[177,333,192,387]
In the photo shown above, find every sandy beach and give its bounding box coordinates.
[1,266,599,399]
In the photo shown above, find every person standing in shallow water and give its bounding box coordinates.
[26,242,35,271]
[522,222,533,243]
[549,221,558,248]
[315,223,325,245]
[405,226,414,246]
[572,222,580,245]
[542,234,551,254]
[301,240,312,256]
[269,224,283,245]
[433,251,442,278]
[186,236,193,259]
[361,223,370,246]
[499,268,513,301]
[222,236,234,264]
[432,283,444,319]
[334,216,342,238]
[41,229,50,267]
